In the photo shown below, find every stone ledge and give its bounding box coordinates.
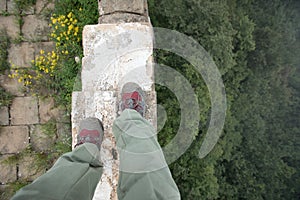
[99,13,149,23]
[72,91,119,200]
[99,0,147,16]
[82,23,154,92]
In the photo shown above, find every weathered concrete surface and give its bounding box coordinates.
[72,91,119,200]
[72,22,156,200]
[82,23,154,92]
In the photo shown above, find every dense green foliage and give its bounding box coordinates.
[148,0,300,199]
[0,28,10,73]
[45,0,99,108]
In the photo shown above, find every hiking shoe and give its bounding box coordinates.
[74,117,104,150]
[120,82,146,116]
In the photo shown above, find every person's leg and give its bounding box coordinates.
[113,83,181,200]
[11,118,104,200]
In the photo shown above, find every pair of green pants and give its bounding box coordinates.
[12,109,180,200]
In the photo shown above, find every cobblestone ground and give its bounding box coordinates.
[0,1,71,199]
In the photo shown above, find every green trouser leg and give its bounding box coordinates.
[113,109,181,200]
[11,143,102,200]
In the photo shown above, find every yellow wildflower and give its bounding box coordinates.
[51,52,56,59]
[52,18,57,24]
[68,24,74,31]
[67,12,72,18]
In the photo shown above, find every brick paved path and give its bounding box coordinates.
[0,1,70,198]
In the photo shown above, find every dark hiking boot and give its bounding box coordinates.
[74,117,104,150]
[120,82,146,117]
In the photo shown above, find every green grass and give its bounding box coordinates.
[0,28,10,73]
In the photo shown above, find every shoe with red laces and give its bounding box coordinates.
[74,117,104,150]
[120,82,146,116]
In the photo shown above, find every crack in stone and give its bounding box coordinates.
[100,10,147,17]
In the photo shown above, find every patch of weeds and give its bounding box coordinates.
[14,14,23,31]
[41,118,57,137]
[0,28,10,73]
[9,0,98,112]
[0,87,13,107]
[11,35,25,44]
[0,11,10,16]
[45,121,72,162]
[54,133,72,154]
[0,180,29,200]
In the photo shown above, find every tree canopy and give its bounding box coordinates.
[148,0,300,199]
